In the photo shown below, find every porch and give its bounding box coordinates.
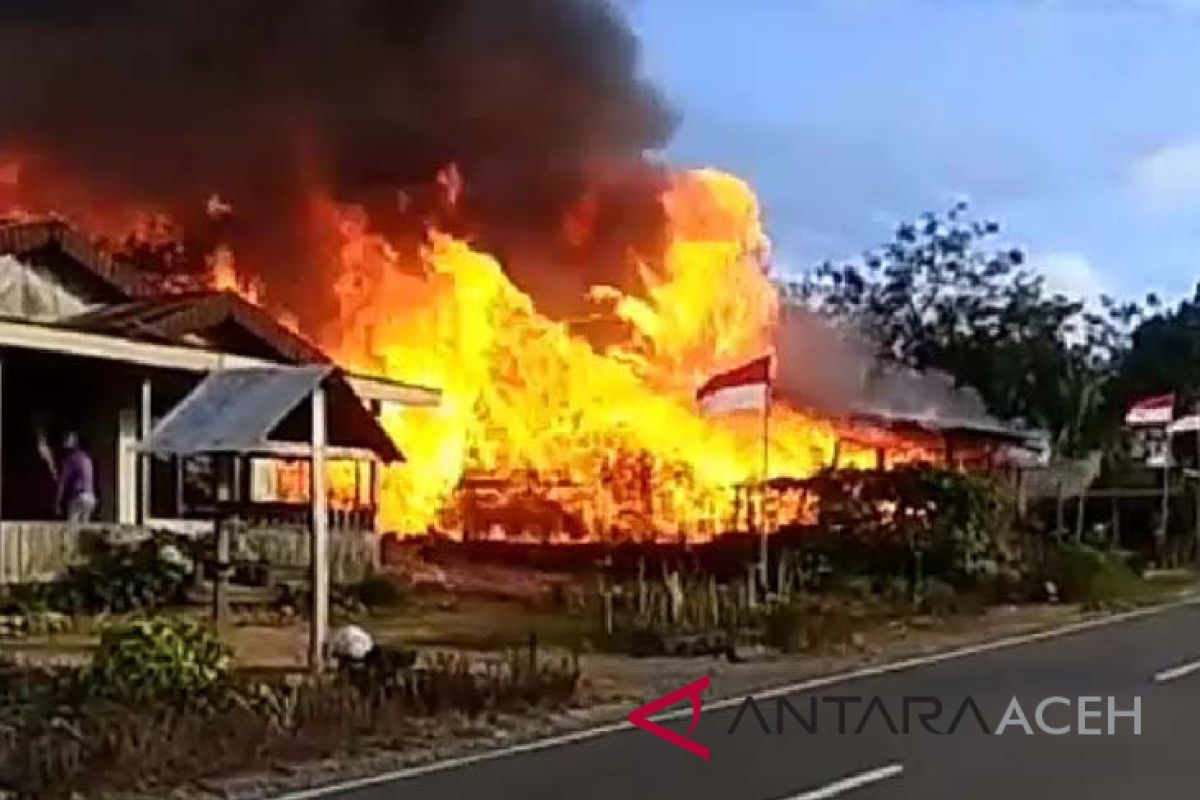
[0,316,428,584]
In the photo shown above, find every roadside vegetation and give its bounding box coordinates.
[0,615,580,797]
[0,466,1191,797]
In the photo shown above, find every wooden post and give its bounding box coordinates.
[776,553,787,602]
[1074,487,1087,544]
[309,386,330,673]
[213,515,230,621]
[368,399,382,533]
[1193,429,1200,567]
[1055,481,1066,536]
[1161,464,1171,564]
[1111,494,1121,550]
[597,569,613,636]
[759,384,770,588]
[174,460,184,515]
[212,456,238,623]
[603,585,614,637]
[0,357,6,590]
[1015,468,1027,520]
[139,377,152,524]
[636,556,647,621]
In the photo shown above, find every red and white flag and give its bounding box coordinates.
[1125,393,1175,426]
[696,355,772,415]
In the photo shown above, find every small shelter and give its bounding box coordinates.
[0,218,438,536]
[141,364,404,669]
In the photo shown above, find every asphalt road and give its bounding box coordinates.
[294,601,1200,800]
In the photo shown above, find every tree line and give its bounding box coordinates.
[789,201,1189,460]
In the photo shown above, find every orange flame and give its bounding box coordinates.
[206,245,264,305]
[321,167,878,537]
[2,150,932,540]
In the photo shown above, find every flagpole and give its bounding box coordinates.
[759,378,770,590]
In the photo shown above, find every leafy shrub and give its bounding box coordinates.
[0,644,583,796]
[764,602,808,653]
[763,598,862,653]
[793,465,1014,587]
[919,578,959,616]
[351,574,409,610]
[80,617,231,706]
[1041,544,1141,607]
[35,531,196,615]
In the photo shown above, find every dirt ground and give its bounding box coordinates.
[18,564,1195,800]
[7,562,1196,702]
[212,593,1176,709]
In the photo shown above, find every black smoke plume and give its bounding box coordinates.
[0,0,675,321]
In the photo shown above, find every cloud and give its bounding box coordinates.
[1030,251,1110,301]
[1131,141,1200,209]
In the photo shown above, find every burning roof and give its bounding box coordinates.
[0,1,1025,540]
[774,305,1033,446]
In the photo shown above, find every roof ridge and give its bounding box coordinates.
[0,218,148,298]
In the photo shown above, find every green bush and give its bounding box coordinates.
[351,574,409,610]
[920,578,959,616]
[764,602,808,653]
[1,642,582,797]
[35,532,195,615]
[1041,544,1141,606]
[763,598,861,654]
[80,617,231,706]
[794,465,1014,588]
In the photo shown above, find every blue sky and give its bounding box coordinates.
[626,0,1200,303]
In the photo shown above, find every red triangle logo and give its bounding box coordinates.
[627,675,711,760]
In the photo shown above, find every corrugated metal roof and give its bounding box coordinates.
[141,365,402,461]
[64,290,332,364]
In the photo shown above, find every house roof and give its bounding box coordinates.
[0,219,327,363]
[0,217,440,406]
[64,290,330,365]
[141,365,403,463]
[0,218,150,299]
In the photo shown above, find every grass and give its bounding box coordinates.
[360,597,593,652]
[7,563,1197,671]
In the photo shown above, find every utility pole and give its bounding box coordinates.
[759,380,771,591]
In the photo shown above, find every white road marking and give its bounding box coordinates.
[273,595,1200,800]
[777,763,905,800]
[1154,657,1200,684]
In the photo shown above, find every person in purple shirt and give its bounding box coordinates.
[56,432,96,523]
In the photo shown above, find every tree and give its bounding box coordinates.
[1110,289,1200,416]
[789,202,1138,457]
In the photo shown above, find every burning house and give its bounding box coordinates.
[0,219,438,537]
[0,1,1035,549]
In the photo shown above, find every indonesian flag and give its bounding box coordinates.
[696,355,772,415]
[1125,393,1175,427]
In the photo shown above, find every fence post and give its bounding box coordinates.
[1055,481,1066,536]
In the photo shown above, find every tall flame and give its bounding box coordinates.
[323,167,871,537]
[3,148,919,539]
